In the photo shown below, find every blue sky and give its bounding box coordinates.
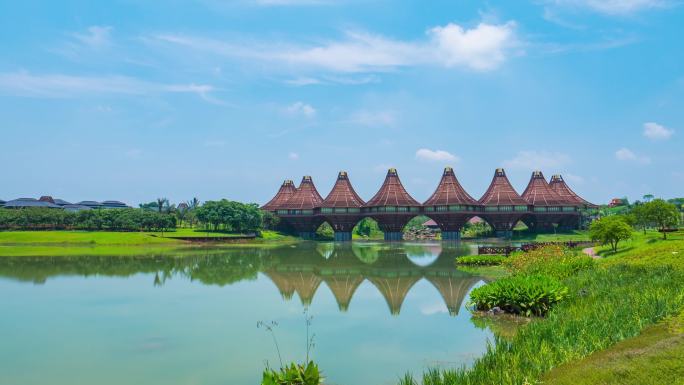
[1,0,682,206]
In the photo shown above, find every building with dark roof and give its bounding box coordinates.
[63,204,93,212]
[265,167,594,240]
[101,200,129,209]
[366,168,421,241]
[77,201,105,209]
[320,171,365,241]
[3,198,61,209]
[276,176,325,239]
[0,199,5,207]
[423,167,479,240]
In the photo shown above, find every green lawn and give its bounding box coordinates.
[511,230,591,242]
[0,230,181,245]
[544,312,684,385]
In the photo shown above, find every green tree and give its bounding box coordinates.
[589,215,632,252]
[156,197,169,213]
[645,199,680,239]
[643,194,654,202]
[629,204,650,234]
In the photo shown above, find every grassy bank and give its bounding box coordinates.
[401,231,684,385]
[544,312,684,385]
[0,229,298,257]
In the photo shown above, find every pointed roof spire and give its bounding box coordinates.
[323,275,364,312]
[368,275,421,315]
[479,168,528,206]
[281,176,324,210]
[549,174,597,208]
[261,179,297,211]
[423,167,478,206]
[522,171,565,206]
[366,168,420,207]
[321,171,366,208]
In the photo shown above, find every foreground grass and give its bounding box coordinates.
[402,232,684,385]
[544,312,684,385]
[0,230,181,245]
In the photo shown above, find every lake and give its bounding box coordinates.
[0,242,498,385]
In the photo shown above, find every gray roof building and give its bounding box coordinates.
[53,199,73,206]
[3,198,61,209]
[77,201,105,209]
[63,204,93,212]
[101,200,129,209]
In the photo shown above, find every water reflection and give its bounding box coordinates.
[0,242,486,316]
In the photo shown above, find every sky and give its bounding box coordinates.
[1,0,683,207]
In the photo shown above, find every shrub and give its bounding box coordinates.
[504,246,594,279]
[469,274,569,316]
[456,255,507,266]
[262,361,322,385]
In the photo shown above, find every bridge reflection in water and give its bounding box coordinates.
[263,242,487,316]
[0,242,488,316]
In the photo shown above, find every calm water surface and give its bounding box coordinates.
[0,242,497,385]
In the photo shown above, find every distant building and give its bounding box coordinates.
[101,200,129,209]
[53,199,73,206]
[609,198,625,207]
[3,198,61,209]
[422,219,440,230]
[0,199,5,207]
[76,201,105,209]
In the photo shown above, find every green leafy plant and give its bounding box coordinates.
[456,255,507,266]
[468,274,569,316]
[503,246,594,279]
[262,361,322,385]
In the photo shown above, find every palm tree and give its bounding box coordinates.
[156,197,168,213]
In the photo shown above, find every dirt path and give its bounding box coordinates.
[583,247,601,259]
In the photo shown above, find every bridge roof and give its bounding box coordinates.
[478,168,528,206]
[549,175,598,208]
[261,180,297,211]
[321,171,365,208]
[423,167,478,206]
[366,168,420,207]
[522,171,565,206]
[281,176,324,210]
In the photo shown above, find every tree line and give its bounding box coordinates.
[0,198,278,233]
[0,208,176,232]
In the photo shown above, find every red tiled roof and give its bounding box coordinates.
[321,171,365,208]
[281,176,324,210]
[423,167,478,206]
[366,168,420,207]
[549,175,597,208]
[261,180,297,210]
[478,168,528,206]
[522,171,565,206]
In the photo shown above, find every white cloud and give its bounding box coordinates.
[546,0,667,15]
[350,110,397,127]
[284,102,316,118]
[615,148,651,164]
[415,148,459,163]
[503,150,571,170]
[73,26,113,49]
[288,152,300,160]
[153,21,518,73]
[0,71,220,103]
[643,122,674,140]
[428,22,517,71]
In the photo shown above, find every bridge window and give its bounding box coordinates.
[563,206,576,212]
[348,208,360,213]
[334,208,347,213]
[425,206,434,212]
[534,207,547,212]
[277,209,288,215]
[301,209,313,215]
[397,206,408,212]
[449,205,462,211]
[485,206,498,212]
[500,205,513,212]
[321,207,333,214]
[514,205,528,212]
[548,206,560,212]
[436,205,447,212]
